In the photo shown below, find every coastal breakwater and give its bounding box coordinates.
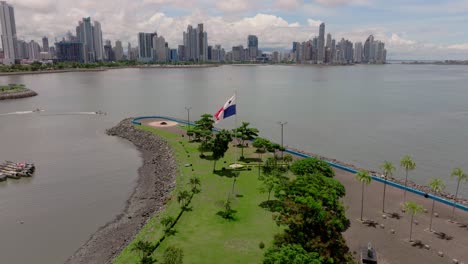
[66,119,176,264]
[0,89,37,100]
[131,116,468,211]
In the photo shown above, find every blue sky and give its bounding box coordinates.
[7,0,468,59]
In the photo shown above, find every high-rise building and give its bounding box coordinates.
[247,35,258,60]
[326,33,332,48]
[152,35,166,62]
[363,35,374,63]
[76,17,95,62]
[177,45,185,61]
[183,24,208,62]
[138,32,156,62]
[0,1,17,64]
[114,40,124,61]
[354,42,363,63]
[42,36,49,52]
[170,49,178,62]
[28,40,40,61]
[317,23,325,63]
[93,21,104,61]
[55,40,84,62]
[16,39,28,59]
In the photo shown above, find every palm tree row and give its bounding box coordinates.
[357,157,466,239]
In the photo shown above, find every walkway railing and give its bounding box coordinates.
[132,115,468,212]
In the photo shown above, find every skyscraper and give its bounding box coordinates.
[183,24,207,62]
[152,35,166,62]
[93,21,104,61]
[0,1,17,65]
[114,40,123,61]
[42,36,49,52]
[363,35,374,63]
[76,17,95,62]
[247,35,258,60]
[326,33,332,48]
[138,32,156,62]
[317,23,325,63]
[354,42,363,63]
[28,40,40,61]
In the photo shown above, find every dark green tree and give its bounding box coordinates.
[234,122,259,158]
[195,114,215,131]
[253,137,271,153]
[162,245,184,264]
[268,173,352,263]
[290,158,335,178]
[211,130,232,172]
[263,244,322,264]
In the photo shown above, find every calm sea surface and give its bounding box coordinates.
[0,64,467,263]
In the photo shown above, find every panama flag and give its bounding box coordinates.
[214,94,236,123]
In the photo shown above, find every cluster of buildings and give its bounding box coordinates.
[0,0,386,65]
[288,23,387,64]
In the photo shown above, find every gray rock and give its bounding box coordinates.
[434,212,439,218]
[424,244,430,250]
[452,259,459,264]
[390,229,395,234]
[438,251,444,257]
[380,224,385,229]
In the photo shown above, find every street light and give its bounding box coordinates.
[185,107,192,128]
[277,121,287,158]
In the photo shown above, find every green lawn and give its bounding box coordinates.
[0,84,27,93]
[114,125,280,264]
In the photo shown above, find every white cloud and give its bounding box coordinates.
[275,0,303,10]
[388,33,416,46]
[314,0,371,7]
[307,19,322,27]
[3,0,468,59]
[447,43,468,50]
[215,0,253,13]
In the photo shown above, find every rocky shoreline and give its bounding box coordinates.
[65,118,177,264]
[0,89,37,100]
[288,147,468,206]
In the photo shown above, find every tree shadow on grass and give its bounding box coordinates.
[216,210,239,221]
[214,169,238,178]
[239,157,262,163]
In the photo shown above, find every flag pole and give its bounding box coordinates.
[234,90,238,164]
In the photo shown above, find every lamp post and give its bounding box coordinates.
[278,121,287,158]
[185,107,192,128]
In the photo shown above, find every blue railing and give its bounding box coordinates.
[132,116,468,212]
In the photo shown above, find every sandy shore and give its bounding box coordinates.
[65,119,177,264]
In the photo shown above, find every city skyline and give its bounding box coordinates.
[2,0,468,60]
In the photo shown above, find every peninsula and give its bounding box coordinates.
[0,84,37,100]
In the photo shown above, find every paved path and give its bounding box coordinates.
[336,168,467,264]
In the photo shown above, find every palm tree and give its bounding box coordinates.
[450,168,467,221]
[380,161,395,213]
[356,170,372,221]
[189,177,201,194]
[400,155,416,203]
[428,178,445,232]
[177,190,191,210]
[404,201,424,242]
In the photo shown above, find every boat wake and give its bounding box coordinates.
[0,110,35,116]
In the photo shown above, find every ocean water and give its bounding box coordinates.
[0,64,467,263]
